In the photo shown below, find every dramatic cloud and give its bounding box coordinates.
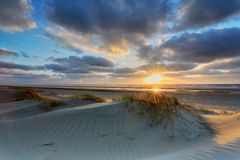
[0,0,37,32]
[52,56,114,67]
[199,57,240,71]
[137,62,197,72]
[45,55,114,74]
[0,48,18,58]
[45,0,173,55]
[109,62,197,79]
[46,0,171,34]
[113,68,137,74]
[177,0,240,30]
[138,28,240,63]
[0,55,115,77]
[0,61,38,70]
[2,0,240,85]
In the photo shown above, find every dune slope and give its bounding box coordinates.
[0,101,239,160]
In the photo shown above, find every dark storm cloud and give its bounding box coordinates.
[0,61,38,70]
[46,0,172,35]
[177,0,240,30]
[53,56,114,68]
[162,57,240,78]
[0,55,115,74]
[0,48,19,58]
[202,57,240,70]
[0,0,36,32]
[81,56,114,67]
[44,64,74,73]
[44,0,173,55]
[113,68,137,74]
[44,64,113,74]
[212,60,240,70]
[137,45,161,63]
[137,63,197,72]
[138,28,240,63]
[44,55,115,74]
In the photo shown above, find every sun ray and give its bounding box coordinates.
[145,73,162,84]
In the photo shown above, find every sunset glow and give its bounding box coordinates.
[0,0,240,85]
[145,73,162,84]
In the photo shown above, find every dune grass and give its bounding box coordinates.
[16,87,43,100]
[120,93,216,138]
[16,87,65,111]
[16,88,106,111]
[40,99,65,111]
[119,93,216,139]
[69,94,105,102]
[119,93,195,126]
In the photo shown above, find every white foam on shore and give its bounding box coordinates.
[0,101,239,160]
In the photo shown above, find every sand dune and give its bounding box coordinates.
[0,101,239,160]
[0,100,42,121]
[0,87,18,103]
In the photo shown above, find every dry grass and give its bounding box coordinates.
[40,99,65,111]
[16,87,65,111]
[118,93,215,139]
[16,89,105,111]
[120,93,194,126]
[69,94,105,102]
[16,87,43,100]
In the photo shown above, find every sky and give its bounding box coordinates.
[0,0,240,85]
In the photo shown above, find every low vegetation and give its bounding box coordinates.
[16,87,43,100]
[16,88,106,111]
[16,87,65,111]
[69,94,105,102]
[40,99,65,111]
[118,93,215,139]
[118,93,200,126]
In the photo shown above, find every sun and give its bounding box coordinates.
[145,73,162,84]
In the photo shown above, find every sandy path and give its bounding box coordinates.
[0,102,239,160]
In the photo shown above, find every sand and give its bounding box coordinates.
[0,100,42,121]
[0,86,18,103]
[0,99,239,160]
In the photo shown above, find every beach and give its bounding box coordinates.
[0,86,239,160]
[1,0,240,159]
